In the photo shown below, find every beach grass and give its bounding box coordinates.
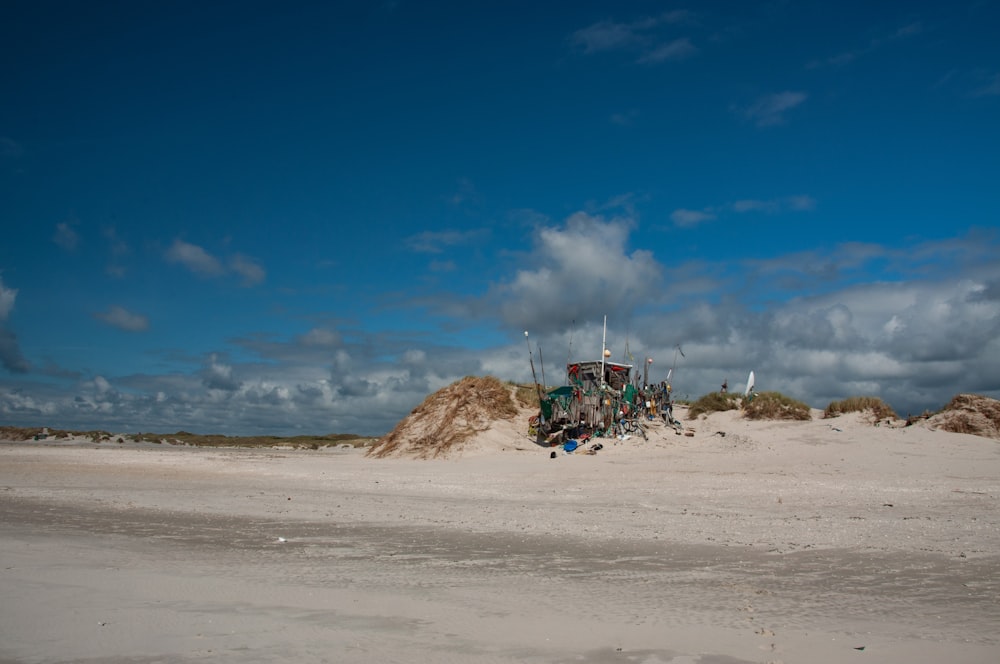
[823,396,898,420]
[742,391,812,420]
[687,391,742,418]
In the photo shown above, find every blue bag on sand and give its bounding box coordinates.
[563,440,579,453]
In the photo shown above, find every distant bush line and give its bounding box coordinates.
[0,426,375,449]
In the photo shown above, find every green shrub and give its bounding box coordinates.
[742,391,812,421]
[688,391,742,418]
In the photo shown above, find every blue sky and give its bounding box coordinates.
[2,0,998,436]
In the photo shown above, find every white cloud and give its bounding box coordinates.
[447,177,479,207]
[732,195,816,214]
[637,38,697,63]
[229,254,266,286]
[571,11,695,59]
[402,349,426,364]
[165,239,265,286]
[571,20,640,53]
[202,353,241,392]
[732,199,779,214]
[300,328,340,347]
[971,72,1000,98]
[166,239,224,276]
[0,278,15,321]
[0,277,29,374]
[3,224,998,437]
[0,328,30,374]
[610,109,640,126]
[671,195,815,228]
[405,228,489,254]
[95,305,149,332]
[92,375,112,394]
[0,136,24,159]
[741,91,807,127]
[492,212,662,332]
[883,314,905,337]
[786,195,817,211]
[53,221,80,251]
[671,208,715,227]
[102,227,130,277]
[429,260,456,272]
[807,21,924,69]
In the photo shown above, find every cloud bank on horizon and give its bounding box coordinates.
[1,1,998,436]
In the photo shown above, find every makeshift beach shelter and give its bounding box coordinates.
[563,360,634,429]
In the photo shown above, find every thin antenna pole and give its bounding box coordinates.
[525,331,544,406]
[566,319,575,383]
[600,315,608,389]
[538,345,546,388]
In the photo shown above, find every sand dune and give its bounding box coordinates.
[1,406,998,663]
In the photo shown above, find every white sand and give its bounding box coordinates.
[1,407,998,663]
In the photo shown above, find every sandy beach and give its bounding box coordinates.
[2,407,998,664]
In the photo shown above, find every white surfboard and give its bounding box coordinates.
[744,370,755,396]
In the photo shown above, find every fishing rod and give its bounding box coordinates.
[671,343,685,385]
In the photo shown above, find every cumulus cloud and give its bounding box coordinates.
[202,353,242,392]
[94,305,149,332]
[491,212,662,332]
[2,222,997,437]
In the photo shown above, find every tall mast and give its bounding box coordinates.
[599,315,607,389]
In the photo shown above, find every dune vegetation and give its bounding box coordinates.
[823,396,899,421]
[741,391,812,421]
[686,391,743,418]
